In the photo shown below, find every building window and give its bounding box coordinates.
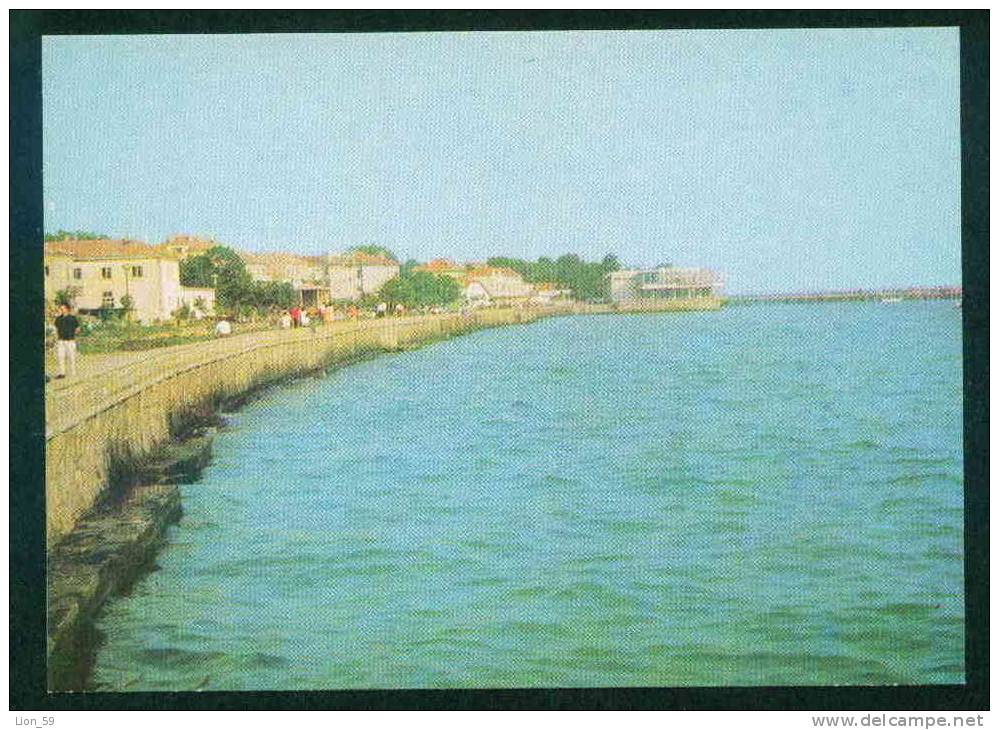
[101,291,115,308]
[130,266,144,278]
[101,267,112,279]
[73,268,82,280]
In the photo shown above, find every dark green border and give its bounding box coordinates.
[9,9,989,711]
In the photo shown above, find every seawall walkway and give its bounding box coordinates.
[45,308,556,548]
[43,298,723,689]
[45,297,724,547]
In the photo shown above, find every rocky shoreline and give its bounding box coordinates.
[46,366,368,691]
[46,427,216,691]
[43,310,554,691]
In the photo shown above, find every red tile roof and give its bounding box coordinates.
[153,235,219,256]
[421,258,459,271]
[43,239,171,260]
[239,251,313,267]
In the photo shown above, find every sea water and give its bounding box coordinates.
[91,301,964,690]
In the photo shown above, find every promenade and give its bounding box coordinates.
[45,296,730,547]
[43,300,722,688]
[44,298,725,438]
[44,308,558,546]
[45,318,382,437]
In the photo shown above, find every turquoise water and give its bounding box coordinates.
[91,301,964,690]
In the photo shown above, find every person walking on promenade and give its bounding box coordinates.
[53,303,80,379]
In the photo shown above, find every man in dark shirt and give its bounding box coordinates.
[53,303,80,379]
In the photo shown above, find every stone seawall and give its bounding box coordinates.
[574,297,725,314]
[44,307,557,690]
[47,483,184,691]
[43,299,724,690]
[44,308,551,549]
[44,300,725,548]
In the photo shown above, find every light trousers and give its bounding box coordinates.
[56,340,77,377]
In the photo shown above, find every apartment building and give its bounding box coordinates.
[44,239,215,321]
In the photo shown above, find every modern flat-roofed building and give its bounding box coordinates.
[43,239,216,321]
[608,266,722,302]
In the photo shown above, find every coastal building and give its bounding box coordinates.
[608,266,722,302]
[156,236,335,306]
[43,239,216,321]
[325,251,400,301]
[238,252,331,306]
[529,282,571,305]
[415,260,537,305]
[462,266,535,305]
[156,239,401,306]
[239,251,325,284]
[415,258,467,279]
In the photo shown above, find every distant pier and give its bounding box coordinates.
[727,286,961,304]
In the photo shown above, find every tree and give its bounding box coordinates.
[179,246,254,312]
[348,245,397,262]
[248,281,296,311]
[119,294,135,321]
[44,230,109,241]
[380,270,460,308]
[483,252,620,301]
[53,287,80,308]
[180,246,249,287]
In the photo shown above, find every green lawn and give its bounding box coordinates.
[48,319,273,355]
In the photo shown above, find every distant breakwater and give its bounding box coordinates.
[585,298,724,314]
[727,287,960,304]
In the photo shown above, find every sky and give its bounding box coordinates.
[43,29,961,294]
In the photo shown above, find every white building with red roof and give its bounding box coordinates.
[325,251,400,301]
[43,238,215,321]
